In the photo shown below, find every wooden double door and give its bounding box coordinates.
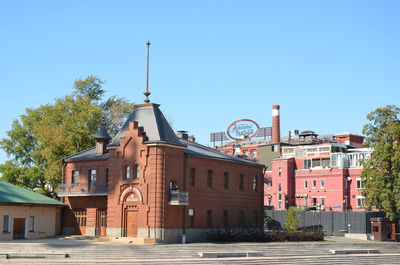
[13,218,25,239]
[126,210,138,237]
[96,210,107,237]
[74,210,87,235]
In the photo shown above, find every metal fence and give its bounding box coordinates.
[265,210,384,235]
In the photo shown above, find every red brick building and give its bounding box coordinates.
[59,103,264,242]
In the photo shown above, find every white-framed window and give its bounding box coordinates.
[96,142,103,153]
[124,166,131,179]
[304,180,308,189]
[278,183,282,209]
[356,178,365,189]
[282,147,295,158]
[278,167,282,176]
[320,197,326,207]
[320,179,325,189]
[3,215,10,232]
[304,159,312,169]
[356,196,365,208]
[312,197,317,206]
[135,165,141,179]
[251,150,257,159]
[312,180,317,189]
[29,216,35,232]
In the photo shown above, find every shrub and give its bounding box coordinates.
[284,207,299,232]
[205,229,324,242]
[265,230,324,242]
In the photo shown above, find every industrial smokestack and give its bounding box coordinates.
[271,105,280,144]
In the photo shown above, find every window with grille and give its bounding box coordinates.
[74,211,87,227]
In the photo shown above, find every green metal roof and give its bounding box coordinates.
[0,181,65,206]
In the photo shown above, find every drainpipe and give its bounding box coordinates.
[182,153,188,243]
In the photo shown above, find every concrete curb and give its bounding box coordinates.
[329,249,380,254]
[0,252,68,259]
[199,251,263,258]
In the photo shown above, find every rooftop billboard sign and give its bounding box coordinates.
[226,119,260,141]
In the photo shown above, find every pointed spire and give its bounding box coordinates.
[144,41,151,103]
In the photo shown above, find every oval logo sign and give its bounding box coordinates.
[226,119,260,141]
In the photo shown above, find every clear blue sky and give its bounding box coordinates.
[0,0,399,164]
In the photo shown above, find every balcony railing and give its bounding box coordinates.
[168,190,189,205]
[58,182,108,197]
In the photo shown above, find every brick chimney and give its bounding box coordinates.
[271,105,280,144]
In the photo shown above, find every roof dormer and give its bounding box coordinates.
[94,118,112,155]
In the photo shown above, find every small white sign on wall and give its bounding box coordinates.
[188,209,194,216]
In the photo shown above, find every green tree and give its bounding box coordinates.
[361,105,400,222]
[0,76,134,196]
[34,96,103,192]
[73,75,105,101]
[101,95,135,135]
[0,108,48,194]
[73,76,134,135]
[284,207,299,232]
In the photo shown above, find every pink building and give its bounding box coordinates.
[264,132,372,212]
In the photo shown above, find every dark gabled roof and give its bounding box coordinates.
[109,103,184,147]
[64,103,262,167]
[0,181,65,206]
[64,147,109,162]
[181,139,262,166]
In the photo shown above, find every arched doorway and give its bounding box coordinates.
[121,189,142,237]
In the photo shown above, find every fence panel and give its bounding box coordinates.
[264,209,384,235]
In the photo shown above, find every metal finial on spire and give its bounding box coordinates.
[144,41,151,103]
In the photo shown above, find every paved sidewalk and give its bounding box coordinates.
[0,236,399,264]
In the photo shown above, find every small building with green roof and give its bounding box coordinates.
[0,181,65,240]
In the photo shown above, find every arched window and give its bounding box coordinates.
[124,166,131,179]
[135,165,141,179]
